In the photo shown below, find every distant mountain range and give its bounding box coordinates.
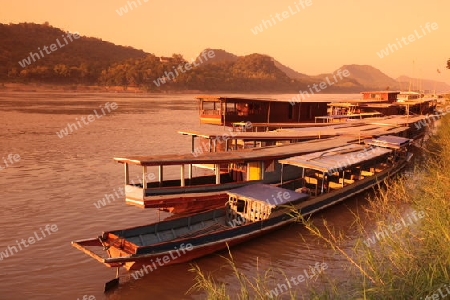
[396,75,450,93]
[1,23,449,93]
[198,49,450,92]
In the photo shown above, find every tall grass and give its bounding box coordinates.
[187,116,450,299]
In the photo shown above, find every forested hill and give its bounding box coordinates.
[1,23,413,93]
[0,22,147,83]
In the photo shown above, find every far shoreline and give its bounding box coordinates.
[0,82,364,95]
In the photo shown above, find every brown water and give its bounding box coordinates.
[0,92,373,300]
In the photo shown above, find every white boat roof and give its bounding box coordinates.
[366,135,412,149]
[279,144,392,173]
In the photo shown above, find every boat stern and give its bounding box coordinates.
[71,238,124,268]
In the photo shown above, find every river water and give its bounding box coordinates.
[0,92,379,300]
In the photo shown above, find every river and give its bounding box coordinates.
[0,92,379,300]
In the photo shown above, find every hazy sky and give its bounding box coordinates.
[3,0,450,83]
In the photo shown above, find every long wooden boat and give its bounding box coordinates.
[114,137,356,213]
[72,136,412,287]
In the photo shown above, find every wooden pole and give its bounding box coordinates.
[180,165,185,187]
[158,165,163,187]
[215,164,220,184]
[188,164,192,185]
[124,163,129,185]
[142,166,147,197]
[223,99,226,129]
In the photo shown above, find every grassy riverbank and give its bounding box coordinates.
[188,116,450,299]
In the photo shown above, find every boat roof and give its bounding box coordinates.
[366,135,411,149]
[178,128,340,140]
[279,144,392,173]
[279,124,410,137]
[179,123,409,140]
[195,95,323,103]
[328,102,359,107]
[196,95,275,102]
[348,115,428,126]
[114,137,353,166]
[399,91,420,95]
[314,113,382,120]
[227,183,309,207]
[361,91,401,94]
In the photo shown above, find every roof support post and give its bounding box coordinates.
[142,166,147,197]
[280,163,284,186]
[223,99,226,128]
[180,165,185,187]
[261,161,265,180]
[321,172,325,194]
[158,165,163,187]
[188,164,192,185]
[215,164,220,184]
[124,163,129,185]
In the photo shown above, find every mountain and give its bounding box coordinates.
[396,75,450,92]
[196,48,238,64]
[273,60,309,79]
[314,65,401,91]
[197,49,308,79]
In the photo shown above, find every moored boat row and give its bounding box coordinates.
[71,94,434,291]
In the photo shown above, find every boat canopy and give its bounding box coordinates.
[113,137,351,166]
[227,183,309,208]
[278,144,392,173]
[366,135,412,149]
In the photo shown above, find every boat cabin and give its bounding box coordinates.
[327,99,436,117]
[278,135,411,196]
[397,91,421,102]
[225,184,309,226]
[112,138,351,210]
[361,91,400,102]
[196,95,328,126]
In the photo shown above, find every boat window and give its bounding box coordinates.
[265,160,275,173]
[248,103,262,115]
[236,200,246,213]
[226,102,237,114]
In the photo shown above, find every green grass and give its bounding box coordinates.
[187,116,450,299]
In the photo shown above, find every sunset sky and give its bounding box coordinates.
[3,0,450,83]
